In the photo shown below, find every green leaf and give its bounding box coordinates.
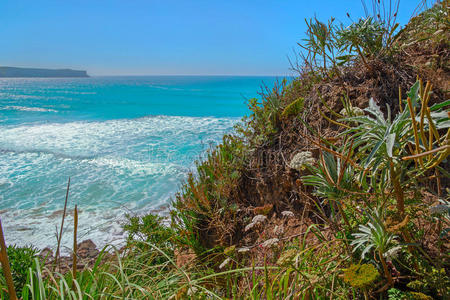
[436,118,450,129]
[336,55,353,61]
[429,99,450,111]
[365,138,383,168]
[407,81,420,107]
[386,133,396,158]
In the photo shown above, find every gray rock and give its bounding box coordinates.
[77,239,99,259]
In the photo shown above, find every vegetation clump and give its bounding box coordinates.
[0,245,38,295]
[343,263,379,289]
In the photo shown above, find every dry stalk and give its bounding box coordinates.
[72,204,78,289]
[0,218,17,300]
[55,177,71,270]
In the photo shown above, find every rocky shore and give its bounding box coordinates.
[39,239,101,274]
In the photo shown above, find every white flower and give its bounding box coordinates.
[219,257,232,269]
[245,215,267,232]
[252,215,267,224]
[261,238,279,248]
[238,247,250,253]
[281,211,294,218]
[340,106,364,117]
[245,222,256,232]
[384,246,402,261]
[289,151,315,171]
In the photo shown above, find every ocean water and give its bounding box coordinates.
[0,76,277,251]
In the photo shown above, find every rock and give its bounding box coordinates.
[77,239,99,259]
[39,247,53,259]
[41,240,102,274]
[68,262,85,269]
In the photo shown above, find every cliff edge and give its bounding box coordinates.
[0,66,89,78]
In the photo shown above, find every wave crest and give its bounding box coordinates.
[1,105,58,112]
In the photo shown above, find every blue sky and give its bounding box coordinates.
[0,0,425,76]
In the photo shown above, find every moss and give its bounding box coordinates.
[343,264,379,289]
[409,292,433,300]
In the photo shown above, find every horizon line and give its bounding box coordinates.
[89,74,294,77]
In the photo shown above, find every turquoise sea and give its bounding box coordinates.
[0,76,278,250]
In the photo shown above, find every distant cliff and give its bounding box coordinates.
[0,66,89,78]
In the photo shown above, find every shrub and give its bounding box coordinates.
[124,213,175,250]
[0,245,38,295]
[302,17,340,75]
[337,17,387,58]
[351,209,397,286]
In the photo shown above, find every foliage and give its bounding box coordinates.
[172,133,246,254]
[388,288,434,300]
[343,263,379,289]
[406,266,450,298]
[0,245,38,295]
[431,198,450,238]
[302,148,357,227]
[399,1,449,51]
[303,150,357,201]
[17,247,217,299]
[342,96,413,188]
[351,208,398,286]
[300,17,341,76]
[281,97,304,118]
[351,209,397,259]
[341,80,449,216]
[337,17,398,63]
[245,79,290,144]
[124,213,175,257]
[249,229,350,299]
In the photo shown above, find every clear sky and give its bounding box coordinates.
[0,0,427,76]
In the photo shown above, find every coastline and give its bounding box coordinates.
[2,201,172,254]
[0,76,261,252]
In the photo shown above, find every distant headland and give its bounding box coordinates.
[0,66,89,78]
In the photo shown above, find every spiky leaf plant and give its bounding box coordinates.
[351,209,397,286]
[341,81,449,215]
[303,147,357,227]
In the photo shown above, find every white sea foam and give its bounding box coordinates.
[0,115,238,250]
[1,105,58,112]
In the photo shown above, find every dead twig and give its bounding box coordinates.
[72,205,78,289]
[55,177,70,270]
